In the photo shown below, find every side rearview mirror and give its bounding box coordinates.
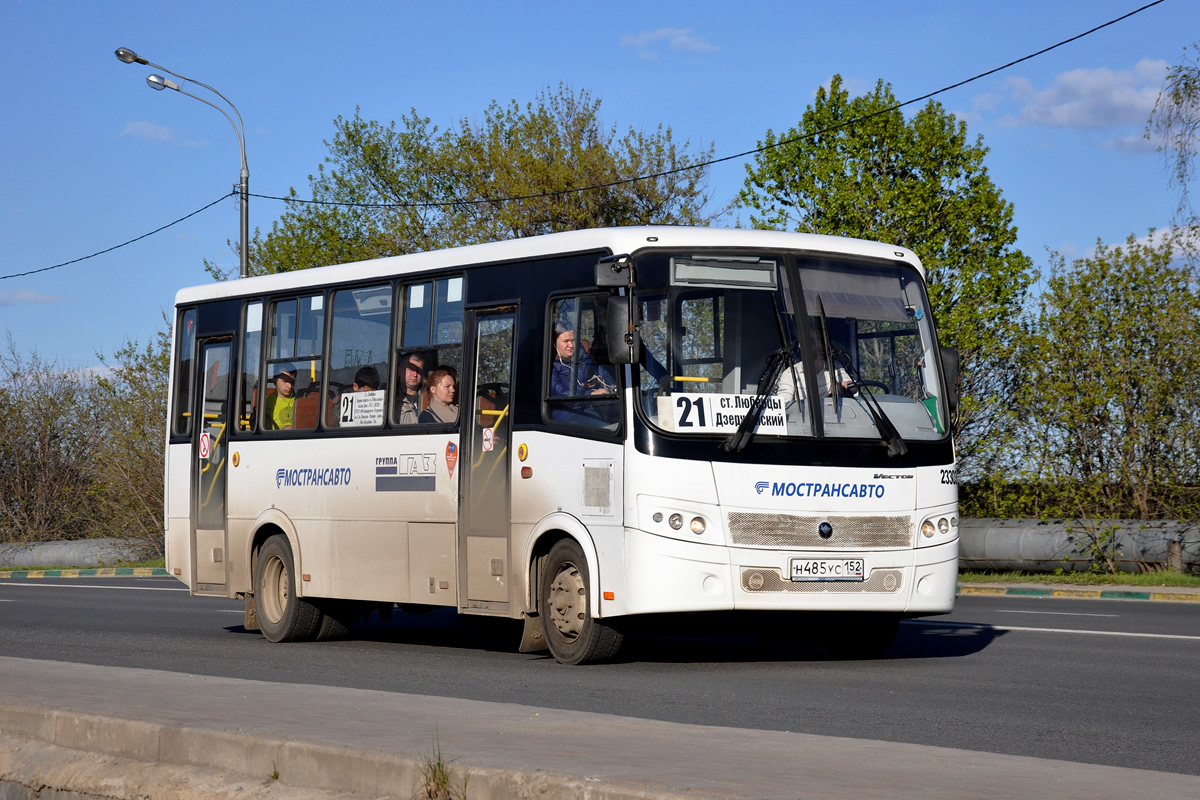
[939,346,960,414]
[605,295,638,365]
[595,253,633,287]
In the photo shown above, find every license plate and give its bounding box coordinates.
[790,558,865,581]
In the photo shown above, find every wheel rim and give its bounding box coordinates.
[548,561,586,641]
[261,554,288,624]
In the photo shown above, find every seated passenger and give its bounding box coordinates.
[396,352,427,424]
[328,365,383,429]
[352,365,380,392]
[264,367,296,430]
[418,369,458,424]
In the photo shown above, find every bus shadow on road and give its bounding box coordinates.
[615,615,1006,664]
[886,620,1007,660]
[226,610,1006,663]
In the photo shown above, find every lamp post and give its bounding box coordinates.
[115,47,250,279]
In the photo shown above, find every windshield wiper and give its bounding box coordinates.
[835,350,908,456]
[723,346,791,454]
[816,296,908,457]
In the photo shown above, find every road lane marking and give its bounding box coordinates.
[908,619,1200,641]
[998,610,1120,617]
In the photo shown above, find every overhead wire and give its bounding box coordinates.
[0,0,1166,280]
[253,0,1165,210]
[1,192,234,281]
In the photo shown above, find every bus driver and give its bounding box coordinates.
[549,322,616,425]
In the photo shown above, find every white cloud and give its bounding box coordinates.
[120,121,207,149]
[120,121,176,141]
[1132,227,1176,249]
[0,289,62,306]
[621,28,718,59]
[953,91,1004,125]
[1009,59,1168,129]
[1074,226,1180,260]
[1104,133,1157,154]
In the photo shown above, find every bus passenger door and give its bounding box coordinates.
[192,338,232,595]
[459,307,516,613]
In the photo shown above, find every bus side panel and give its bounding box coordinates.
[510,431,624,617]
[164,442,192,587]
[227,435,458,605]
[621,447,732,615]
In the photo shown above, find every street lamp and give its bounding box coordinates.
[115,47,250,279]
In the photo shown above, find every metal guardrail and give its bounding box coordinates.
[959,519,1200,573]
[0,539,155,569]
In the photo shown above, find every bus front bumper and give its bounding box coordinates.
[618,527,958,617]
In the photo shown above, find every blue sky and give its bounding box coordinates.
[1,0,1192,369]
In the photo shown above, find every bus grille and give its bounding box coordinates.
[741,568,904,594]
[728,513,912,549]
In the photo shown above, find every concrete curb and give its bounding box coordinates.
[957,583,1200,602]
[0,566,169,578]
[0,567,169,579]
[0,704,685,800]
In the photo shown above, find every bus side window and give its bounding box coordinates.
[545,296,619,429]
[238,301,263,432]
[326,285,392,430]
[264,295,325,432]
[394,277,464,427]
[171,308,197,437]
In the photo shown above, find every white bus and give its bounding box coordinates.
[165,226,960,664]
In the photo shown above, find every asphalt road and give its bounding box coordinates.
[1,576,1197,775]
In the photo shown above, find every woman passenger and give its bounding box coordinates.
[418,369,459,424]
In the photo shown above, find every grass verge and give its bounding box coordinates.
[959,570,1200,587]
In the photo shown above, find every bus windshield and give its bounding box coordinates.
[636,254,949,443]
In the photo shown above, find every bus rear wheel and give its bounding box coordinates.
[538,539,623,665]
[255,534,323,643]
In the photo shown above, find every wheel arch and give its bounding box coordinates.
[522,512,600,617]
[246,508,305,597]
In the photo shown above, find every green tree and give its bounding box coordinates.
[1010,232,1200,522]
[739,76,1034,474]
[84,322,172,556]
[237,85,723,277]
[0,336,95,543]
[1148,43,1200,273]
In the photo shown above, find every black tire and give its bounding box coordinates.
[314,599,363,641]
[254,534,323,643]
[538,539,623,665]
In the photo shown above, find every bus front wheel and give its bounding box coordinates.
[255,534,323,643]
[538,539,623,665]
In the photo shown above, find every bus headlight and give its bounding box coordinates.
[921,519,936,538]
[690,516,706,535]
[938,518,950,534]
[669,513,684,530]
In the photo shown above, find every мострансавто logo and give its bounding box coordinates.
[276,467,352,488]
[758,481,885,499]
